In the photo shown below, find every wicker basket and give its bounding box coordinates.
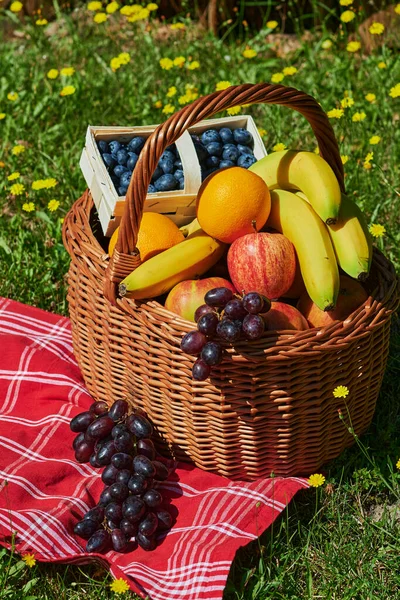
[63,83,399,479]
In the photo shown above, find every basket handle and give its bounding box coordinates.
[104,82,344,303]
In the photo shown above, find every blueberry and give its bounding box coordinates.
[193,142,208,162]
[237,154,257,168]
[109,140,122,154]
[154,174,179,191]
[179,179,184,189]
[159,157,174,174]
[120,171,133,187]
[118,185,128,196]
[201,129,221,145]
[233,128,253,146]
[237,144,254,156]
[151,165,163,182]
[174,159,182,169]
[103,153,116,169]
[174,169,184,181]
[128,136,146,153]
[148,184,156,193]
[114,165,129,178]
[127,152,138,171]
[219,159,235,168]
[206,156,220,168]
[161,150,176,163]
[219,128,234,144]
[98,140,109,154]
[222,144,239,162]
[206,142,223,157]
[116,149,128,166]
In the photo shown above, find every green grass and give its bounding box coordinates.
[0,3,400,598]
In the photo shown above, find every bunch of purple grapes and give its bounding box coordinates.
[70,399,173,553]
[180,287,271,381]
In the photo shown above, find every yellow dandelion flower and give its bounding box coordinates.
[159,58,173,70]
[0,113,6,120]
[147,2,158,10]
[341,155,349,164]
[173,56,185,67]
[60,85,76,96]
[36,18,48,25]
[118,52,130,65]
[120,5,134,15]
[166,86,177,98]
[369,223,386,238]
[22,202,35,212]
[340,10,356,22]
[170,22,185,30]
[134,7,150,19]
[378,61,387,69]
[60,67,75,76]
[47,69,59,79]
[340,0,353,5]
[389,83,400,98]
[162,103,175,115]
[266,20,278,29]
[22,553,36,567]
[352,111,366,122]
[48,199,60,211]
[314,146,320,154]
[227,106,241,115]
[363,161,372,170]
[7,172,20,181]
[333,385,349,398]
[106,1,119,13]
[12,145,25,155]
[396,457,400,469]
[188,60,200,70]
[154,100,162,108]
[110,57,122,71]
[308,473,326,487]
[32,180,45,190]
[365,93,376,103]
[242,48,257,59]
[216,80,231,91]
[340,97,354,108]
[321,39,332,49]
[364,151,374,163]
[10,183,25,196]
[283,66,297,76]
[7,92,18,102]
[257,128,267,137]
[94,12,107,23]
[369,135,381,145]
[10,1,23,12]
[271,72,285,83]
[395,3,400,15]
[346,41,361,53]
[272,143,286,152]
[327,108,344,119]
[87,1,102,10]
[110,578,130,594]
[178,94,190,105]
[369,22,384,35]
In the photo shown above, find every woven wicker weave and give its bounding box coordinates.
[63,84,399,479]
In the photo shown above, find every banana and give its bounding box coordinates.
[179,218,202,238]
[249,150,341,224]
[267,189,340,311]
[119,234,226,300]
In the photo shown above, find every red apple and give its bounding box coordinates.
[262,301,309,331]
[227,232,296,299]
[165,277,236,322]
[297,275,368,328]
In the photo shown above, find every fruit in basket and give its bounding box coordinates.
[267,189,339,311]
[165,277,235,322]
[108,213,184,260]
[196,167,271,243]
[179,218,202,238]
[118,233,226,299]
[227,232,296,299]
[249,150,341,224]
[297,275,368,328]
[262,301,309,331]
[281,256,306,299]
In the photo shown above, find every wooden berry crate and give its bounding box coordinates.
[79,115,267,237]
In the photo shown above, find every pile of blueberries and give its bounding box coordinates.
[96,126,257,197]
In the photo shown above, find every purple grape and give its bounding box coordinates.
[74,518,99,540]
[120,519,138,538]
[86,529,111,553]
[194,304,216,322]
[223,298,247,320]
[137,532,156,551]
[109,482,129,502]
[111,529,129,552]
[242,314,265,340]
[126,414,153,439]
[137,438,156,461]
[216,318,242,343]
[152,461,169,481]
[192,359,211,381]
[197,313,219,337]
[86,416,115,440]
[122,496,146,523]
[70,411,96,433]
[143,489,163,508]
[105,502,123,523]
[204,287,234,308]
[138,513,158,536]
[111,452,133,470]
[89,401,109,416]
[102,464,119,485]
[108,399,129,422]
[99,486,113,507]
[114,431,134,453]
[84,506,105,524]
[261,295,272,313]
[73,432,86,450]
[156,509,173,531]
[180,330,207,356]
[200,341,223,366]
[243,292,265,314]
[107,519,120,530]
[128,474,148,495]
[133,455,156,479]
[111,423,129,439]
[89,453,102,468]
[75,440,95,463]
[96,439,116,466]
[116,469,132,485]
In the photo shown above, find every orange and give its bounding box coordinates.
[196,167,271,244]
[108,212,184,261]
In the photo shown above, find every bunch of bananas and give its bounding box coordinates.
[249,150,372,311]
